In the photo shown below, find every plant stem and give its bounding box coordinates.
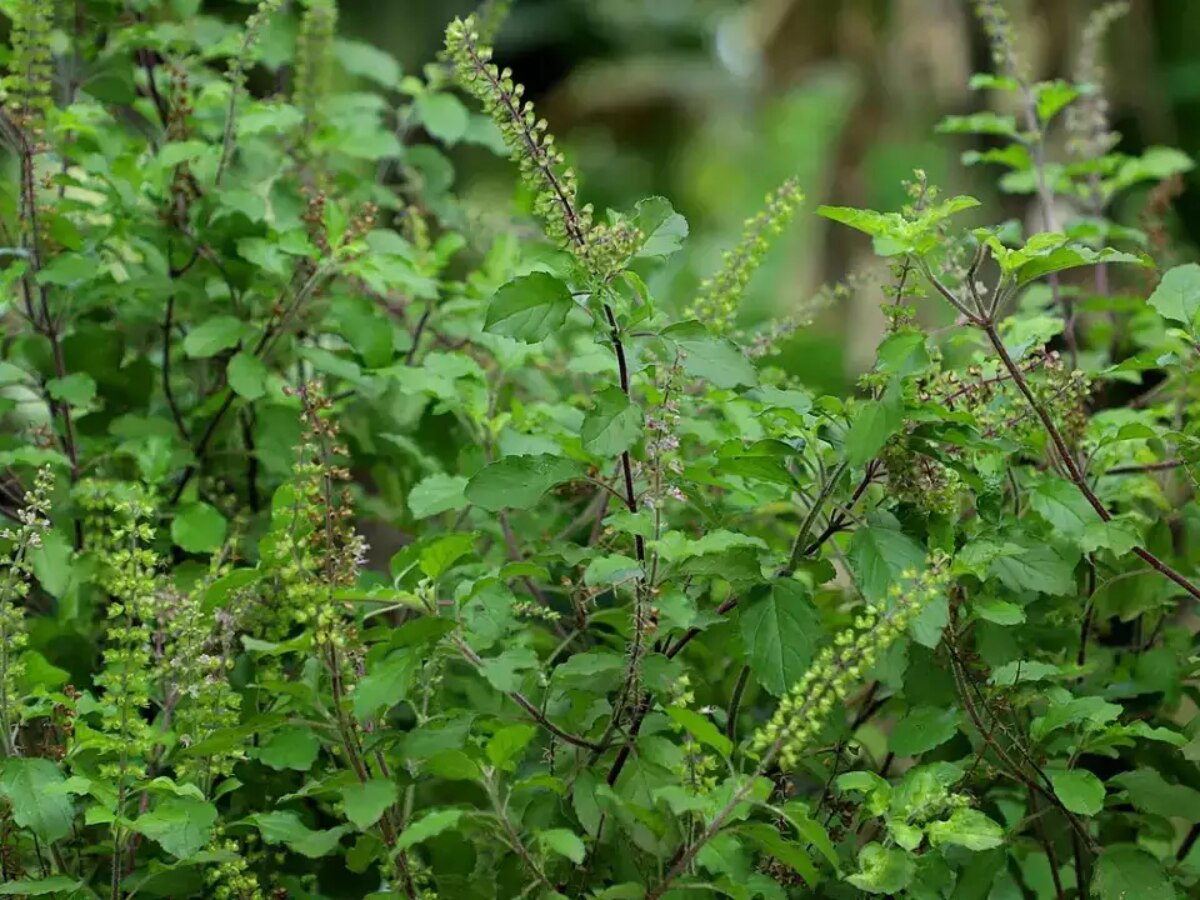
[981,322,1200,602]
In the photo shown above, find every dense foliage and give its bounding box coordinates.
[3,0,1200,897]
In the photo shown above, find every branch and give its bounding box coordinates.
[982,323,1200,603]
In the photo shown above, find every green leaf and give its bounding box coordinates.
[171,503,228,554]
[890,706,960,756]
[415,92,469,145]
[1049,769,1105,816]
[538,828,587,864]
[846,842,915,894]
[228,351,268,400]
[988,538,1077,596]
[251,811,349,858]
[407,473,468,519]
[465,454,582,511]
[46,372,96,406]
[1094,846,1175,900]
[1029,479,1098,541]
[1148,262,1200,330]
[478,646,538,693]
[583,553,642,587]
[846,384,902,467]
[925,808,1004,851]
[849,513,925,604]
[334,37,402,87]
[581,386,641,457]
[133,797,218,859]
[257,725,321,772]
[354,650,418,720]
[395,809,463,851]
[341,779,399,830]
[484,273,575,342]
[740,581,822,697]
[632,196,688,258]
[1110,767,1200,822]
[487,724,537,771]
[419,532,476,579]
[666,706,732,757]
[0,758,73,843]
[184,314,249,358]
[662,321,757,389]
[0,876,85,896]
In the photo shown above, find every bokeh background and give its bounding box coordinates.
[351,0,1197,393]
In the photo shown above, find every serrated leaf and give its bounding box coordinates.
[925,808,1004,851]
[354,650,418,720]
[257,725,320,772]
[228,351,268,400]
[465,454,582,511]
[341,779,399,830]
[47,372,96,406]
[740,581,821,697]
[1094,846,1174,900]
[1148,262,1200,330]
[133,797,218,859]
[846,384,902,467]
[407,473,468,519]
[251,811,349,858]
[0,876,85,895]
[632,196,688,258]
[484,273,575,342]
[666,706,732,757]
[1049,769,1105,816]
[415,92,469,145]
[581,386,641,457]
[395,809,463,851]
[846,842,915,894]
[171,502,228,554]
[0,758,73,843]
[538,828,587,864]
[487,724,537,771]
[662,321,757,389]
[184,315,249,358]
[890,706,960,756]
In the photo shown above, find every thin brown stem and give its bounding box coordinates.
[982,322,1200,603]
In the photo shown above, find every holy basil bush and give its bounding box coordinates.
[1,0,1200,897]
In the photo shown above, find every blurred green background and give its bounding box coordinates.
[346,0,1198,393]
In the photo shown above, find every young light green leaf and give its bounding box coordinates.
[925,808,1004,851]
[251,811,349,858]
[408,473,469,519]
[538,828,587,864]
[846,842,915,894]
[1148,262,1200,330]
[632,196,688,258]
